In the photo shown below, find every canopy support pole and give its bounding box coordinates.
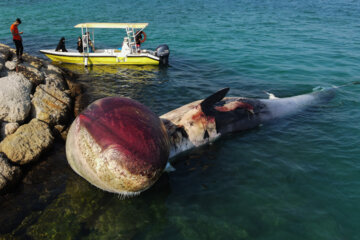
[82,26,89,67]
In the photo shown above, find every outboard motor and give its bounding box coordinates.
[155,44,170,65]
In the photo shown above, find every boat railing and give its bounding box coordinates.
[125,27,138,54]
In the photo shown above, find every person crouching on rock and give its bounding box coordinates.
[10,18,23,62]
[55,37,68,52]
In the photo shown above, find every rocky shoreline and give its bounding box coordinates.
[0,43,84,193]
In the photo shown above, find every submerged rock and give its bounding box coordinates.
[0,154,22,192]
[0,72,32,123]
[0,118,54,165]
[53,124,68,141]
[22,169,169,239]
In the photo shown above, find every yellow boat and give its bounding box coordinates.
[40,23,170,66]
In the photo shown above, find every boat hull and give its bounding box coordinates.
[40,50,160,65]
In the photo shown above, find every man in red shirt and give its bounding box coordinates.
[10,18,23,62]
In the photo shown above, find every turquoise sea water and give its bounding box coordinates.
[1,0,360,239]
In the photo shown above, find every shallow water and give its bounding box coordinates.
[1,0,360,239]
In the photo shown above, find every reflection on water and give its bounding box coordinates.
[54,63,170,104]
[58,63,161,76]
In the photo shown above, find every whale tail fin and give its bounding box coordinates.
[200,88,229,115]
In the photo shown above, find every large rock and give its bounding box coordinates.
[45,73,66,91]
[0,72,32,122]
[0,43,10,61]
[0,52,5,62]
[31,84,72,126]
[42,64,66,90]
[27,58,43,70]
[0,154,22,192]
[8,51,43,69]
[65,77,83,97]
[0,53,5,72]
[0,119,54,165]
[65,76,87,116]
[46,64,64,75]
[17,63,45,86]
[0,44,10,72]
[5,60,16,71]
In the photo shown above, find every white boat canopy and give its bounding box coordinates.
[74,23,148,29]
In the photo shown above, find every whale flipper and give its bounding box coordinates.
[264,91,279,99]
[164,162,176,172]
[200,88,230,115]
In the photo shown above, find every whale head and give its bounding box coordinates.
[66,97,170,197]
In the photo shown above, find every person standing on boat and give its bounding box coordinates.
[82,32,91,53]
[10,18,23,62]
[135,31,146,48]
[77,36,83,53]
[88,40,95,52]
